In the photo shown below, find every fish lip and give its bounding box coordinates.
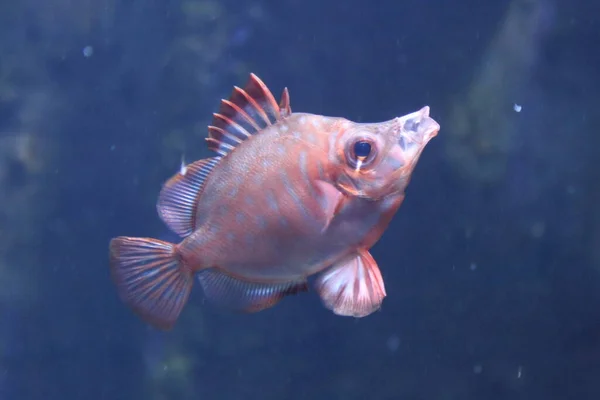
[385,106,440,185]
[398,106,440,144]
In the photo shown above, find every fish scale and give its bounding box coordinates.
[109,73,440,330]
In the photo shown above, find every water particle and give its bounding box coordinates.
[83,46,94,57]
[386,335,400,352]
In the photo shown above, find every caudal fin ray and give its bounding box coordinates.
[109,237,193,330]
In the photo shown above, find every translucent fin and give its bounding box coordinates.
[206,73,291,156]
[157,157,220,237]
[197,269,308,313]
[109,237,193,330]
[315,250,386,318]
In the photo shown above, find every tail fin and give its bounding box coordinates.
[109,237,193,330]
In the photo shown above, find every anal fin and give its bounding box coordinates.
[197,269,308,313]
[315,250,386,317]
[157,157,220,237]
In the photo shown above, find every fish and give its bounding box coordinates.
[109,73,440,330]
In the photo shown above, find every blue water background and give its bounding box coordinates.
[1,0,599,399]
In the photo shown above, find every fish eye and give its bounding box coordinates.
[346,138,377,169]
[353,141,372,158]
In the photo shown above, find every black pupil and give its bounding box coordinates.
[354,141,371,158]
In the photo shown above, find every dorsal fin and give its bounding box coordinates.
[279,87,291,117]
[156,157,220,237]
[206,73,292,156]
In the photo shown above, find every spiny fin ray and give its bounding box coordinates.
[279,87,291,117]
[206,73,292,156]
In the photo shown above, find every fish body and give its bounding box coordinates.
[109,74,440,330]
[181,113,398,281]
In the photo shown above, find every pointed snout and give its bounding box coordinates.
[400,106,440,144]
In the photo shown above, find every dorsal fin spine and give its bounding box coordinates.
[205,74,291,156]
[208,125,243,146]
[249,73,281,117]
[213,113,252,140]
[208,125,234,140]
[234,87,272,126]
[279,88,291,117]
[205,138,232,156]
[221,99,261,131]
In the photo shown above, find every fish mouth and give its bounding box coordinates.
[388,106,439,167]
[381,106,440,188]
[399,106,440,146]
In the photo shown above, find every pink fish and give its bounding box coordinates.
[109,74,440,330]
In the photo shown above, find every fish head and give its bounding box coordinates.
[330,106,439,199]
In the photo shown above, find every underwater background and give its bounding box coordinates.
[1,0,600,398]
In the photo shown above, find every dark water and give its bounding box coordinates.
[1,0,599,399]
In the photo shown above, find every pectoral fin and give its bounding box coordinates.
[315,250,386,317]
[314,180,346,232]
